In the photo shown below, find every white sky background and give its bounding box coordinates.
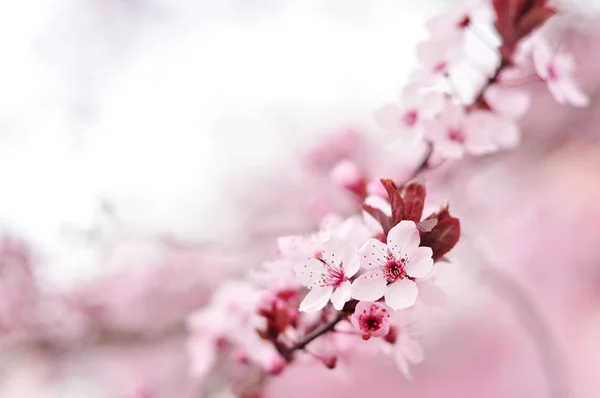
[0,0,598,287]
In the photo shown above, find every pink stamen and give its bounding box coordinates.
[383,258,406,283]
[433,61,448,74]
[547,64,559,81]
[448,128,465,143]
[319,261,345,288]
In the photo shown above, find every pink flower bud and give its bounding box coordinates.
[322,355,337,369]
[263,355,286,375]
[330,159,366,197]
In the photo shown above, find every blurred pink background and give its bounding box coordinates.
[1,1,600,397]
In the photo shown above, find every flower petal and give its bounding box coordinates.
[330,280,352,311]
[374,104,403,131]
[484,85,530,119]
[399,334,424,365]
[299,285,334,312]
[405,246,433,278]
[387,221,420,258]
[384,279,418,310]
[420,91,444,118]
[532,39,552,79]
[187,336,218,377]
[553,78,589,107]
[293,258,326,287]
[351,271,388,301]
[393,345,412,379]
[359,238,389,270]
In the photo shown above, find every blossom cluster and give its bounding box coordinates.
[183,0,592,396]
[376,0,588,162]
[187,178,459,396]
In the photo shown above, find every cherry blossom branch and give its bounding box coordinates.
[282,313,344,355]
[472,57,510,108]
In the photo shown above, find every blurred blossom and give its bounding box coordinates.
[1,0,600,398]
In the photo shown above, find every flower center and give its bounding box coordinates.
[448,128,464,143]
[457,16,470,29]
[320,261,345,288]
[547,64,559,81]
[403,109,418,127]
[433,61,448,74]
[383,258,406,283]
[363,316,381,332]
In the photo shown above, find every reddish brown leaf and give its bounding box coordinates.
[380,179,405,226]
[361,204,391,235]
[421,217,461,261]
[274,306,291,335]
[492,0,513,40]
[402,182,426,223]
[423,204,449,222]
[516,7,555,38]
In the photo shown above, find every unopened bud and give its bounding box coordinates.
[330,159,366,197]
[323,355,338,369]
[264,356,286,376]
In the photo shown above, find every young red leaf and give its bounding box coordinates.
[402,182,427,223]
[361,204,391,235]
[423,204,449,222]
[421,216,461,261]
[516,6,555,38]
[492,0,513,40]
[380,179,405,226]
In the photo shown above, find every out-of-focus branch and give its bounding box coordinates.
[467,236,568,398]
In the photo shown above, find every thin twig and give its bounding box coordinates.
[282,313,344,354]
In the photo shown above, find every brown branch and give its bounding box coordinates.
[282,313,344,355]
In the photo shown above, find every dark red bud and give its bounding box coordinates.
[323,356,338,369]
[421,216,461,261]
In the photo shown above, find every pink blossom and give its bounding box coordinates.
[380,324,424,379]
[425,0,482,39]
[374,85,443,142]
[479,84,531,150]
[0,235,35,333]
[329,159,366,197]
[424,98,498,158]
[294,219,371,312]
[411,34,463,86]
[532,38,589,107]
[351,221,433,310]
[187,280,285,377]
[484,85,530,120]
[350,301,391,339]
